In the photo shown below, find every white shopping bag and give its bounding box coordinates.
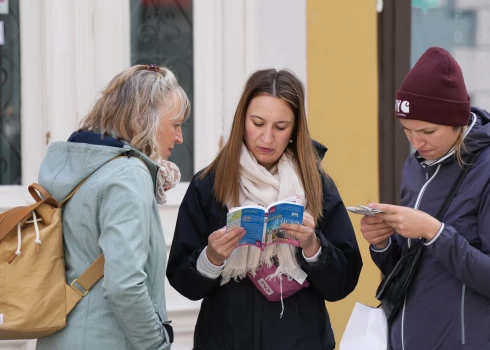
[339,302,388,350]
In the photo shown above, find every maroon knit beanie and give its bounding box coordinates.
[395,47,470,126]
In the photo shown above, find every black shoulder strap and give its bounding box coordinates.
[434,151,480,221]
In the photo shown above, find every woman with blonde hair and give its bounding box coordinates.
[36,64,190,350]
[167,68,362,349]
[361,47,490,349]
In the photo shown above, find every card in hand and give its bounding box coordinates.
[346,204,391,216]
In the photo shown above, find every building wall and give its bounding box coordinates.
[306,0,380,341]
[2,0,383,346]
[0,1,307,349]
[411,0,490,111]
[453,1,490,109]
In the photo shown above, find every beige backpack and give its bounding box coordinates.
[0,183,104,339]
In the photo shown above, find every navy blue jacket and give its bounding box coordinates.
[372,107,490,350]
[167,142,362,350]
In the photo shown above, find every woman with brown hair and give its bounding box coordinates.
[167,68,362,350]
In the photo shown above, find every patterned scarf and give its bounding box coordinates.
[155,158,181,205]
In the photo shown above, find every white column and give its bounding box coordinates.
[73,0,131,124]
[93,0,131,95]
[246,0,307,83]
[74,0,96,124]
[41,0,78,144]
[36,0,130,142]
[19,0,45,187]
[221,0,308,140]
[193,0,225,171]
[222,0,248,142]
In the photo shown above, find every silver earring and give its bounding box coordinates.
[289,139,293,144]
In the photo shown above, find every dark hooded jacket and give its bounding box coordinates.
[167,141,362,350]
[371,107,490,350]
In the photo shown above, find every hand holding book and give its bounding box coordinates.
[206,226,246,266]
[280,212,320,257]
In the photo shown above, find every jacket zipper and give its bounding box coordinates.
[402,164,441,350]
[461,284,466,344]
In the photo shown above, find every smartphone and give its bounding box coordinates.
[346,204,391,216]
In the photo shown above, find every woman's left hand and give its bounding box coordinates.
[369,203,442,241]
[281,212,320,258]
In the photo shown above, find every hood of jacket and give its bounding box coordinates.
[38,131,135,203]
[464,107,490,154]
[312,139,328,160]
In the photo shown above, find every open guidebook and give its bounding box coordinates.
[226,195,304,249]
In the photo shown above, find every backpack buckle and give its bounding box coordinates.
[70,279,88,297]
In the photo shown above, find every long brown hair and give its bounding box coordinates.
[79,65,190,160]
[201,69,324,223]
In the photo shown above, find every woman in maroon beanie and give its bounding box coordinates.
[360,47,490,349]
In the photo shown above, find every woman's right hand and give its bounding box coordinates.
[360,215,394,249]
[206,227,246,266]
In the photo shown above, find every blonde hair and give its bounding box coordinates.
[79,65,190,159]
[453,126,467,166]
[201,69,325,223]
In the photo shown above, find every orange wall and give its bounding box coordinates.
[306,0,380,342]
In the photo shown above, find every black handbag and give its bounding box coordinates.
[375,151,480,321]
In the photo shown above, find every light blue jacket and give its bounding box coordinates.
[35,141,171,350]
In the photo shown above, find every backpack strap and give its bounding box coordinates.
[0,183,61,241]
[0,180,84,242]
[69,254,105,297]
[28,183,54,203]
[60,179,89,207]
[0,197,59,242]
[62,174,105,314]
[60,154,131,207]
[2,166,108,241]
[65,154,135,313]
[66,254,105,314]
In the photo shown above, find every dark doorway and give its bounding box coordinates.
[377,0,411,205]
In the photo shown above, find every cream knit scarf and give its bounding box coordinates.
[221,143,307,285]
[155,158,181,205]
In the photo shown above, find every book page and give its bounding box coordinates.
[264,202,304,246]
[226,207,265,248]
